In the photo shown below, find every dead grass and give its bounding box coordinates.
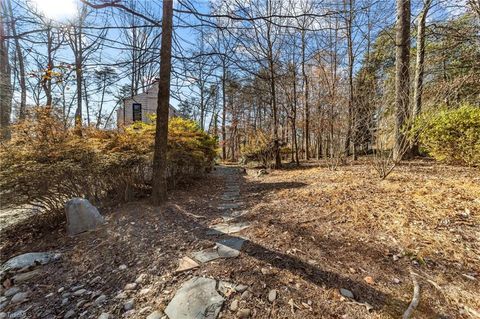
[1,161,478,318]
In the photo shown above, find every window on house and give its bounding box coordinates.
[132,103,142,122]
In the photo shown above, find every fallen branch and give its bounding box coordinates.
[403,270,421,319]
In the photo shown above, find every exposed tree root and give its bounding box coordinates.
[403,270,421,319]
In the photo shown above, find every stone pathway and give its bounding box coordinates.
[166,166,252,319]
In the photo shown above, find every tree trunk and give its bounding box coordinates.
[221,63,227,160]
[6,0,26,119]
[0,13,12,140]
[411,0,432,156]
[74,26,83,128]
[344,0,355,158]
[394,0,411,161]
[301,30,310,160]
[151,0,173,205]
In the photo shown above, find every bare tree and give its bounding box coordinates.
[151,0,174,205]
[411,0,432,155]
[394,0,411,160]
[0,5,12,139]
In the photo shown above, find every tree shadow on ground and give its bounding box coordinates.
[161,166,441,318]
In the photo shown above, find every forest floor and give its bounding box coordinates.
[0,160,479,319]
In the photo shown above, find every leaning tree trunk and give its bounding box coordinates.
[394,0,411,161]
[151,0,173,205]
[411,0,432,156]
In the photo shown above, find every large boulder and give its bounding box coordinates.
[65,198,104,235]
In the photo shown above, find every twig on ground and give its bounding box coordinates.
[403,270,421,319]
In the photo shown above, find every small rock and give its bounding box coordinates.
[235,284,248,292]
[61,298,69,306]
[73,289,87,296]
[98,313,110,319]
[13,269,42,283]
[364,276,375,285]
[139,306,151,315]
[240,290,251,300]
[0,312,6,319]
[8,310,26,319]
[139,288,151,295]
[135,274,147,284]
[123,309,135,317]
[237,308,251,318]
[392,278,401,284]
[123,298,135,311]
[58,287,65,293]
[45,292,54,298]
[124,283,137,291]
[118,264,127,270]
[230,299,239,312]
[260,268,271,275]
[4,287,21,297]
[268,289,277,302]
[10,292,29,304]
[95,294,107,305]
[349,267,356,274]
[339,288,354,299]
[76,300,86,308]
[146,310,163,319]
[90,276,102,285]
[115,291,128,299]
[64,309,75,318]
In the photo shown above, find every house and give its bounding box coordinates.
[117,81,178,127]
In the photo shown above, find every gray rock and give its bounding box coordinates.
[0,312,6,319]
[98,313,110,319]
[340,288,354,299]
[235,284,248,293]
[94,294,107,305]
[1,252,60,273]
[61,298,69,306]
[10,292,28,304]
[76,299,86,308]
[4,287,21,297]
[236,308,251,318]
[217,238,245,258]
[124,283,137,291]
[146,310,164,319]
[207,222,250,235]
[9,310,26,319]
[45,292,54,298]
[192,248,220,263]
[73,289,87,296]
[268,289,277,302]
[65,198,104,235]
[240,290,251,300]
[64,310,75,319]
[165,277,224,319]
[118,264,127,270]
[123,298,135,311]
[229,299,239,312]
